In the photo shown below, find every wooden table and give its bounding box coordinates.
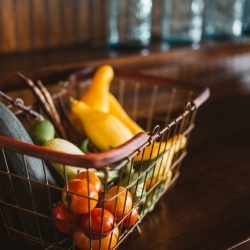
[0,41,250,250]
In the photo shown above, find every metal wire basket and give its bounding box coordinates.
[0,68,209,250]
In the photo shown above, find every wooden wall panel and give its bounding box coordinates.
[90,0,108,41]
[61,0,75,46]
[46,0,62,47]
[74,0,90,43]
[0,0,161,54]
[31,0,47,49]
[0,0,17,52]
[15,0,32,51]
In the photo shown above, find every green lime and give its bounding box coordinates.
[28,117,55,145]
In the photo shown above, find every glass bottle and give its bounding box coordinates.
[161,0,205,44]
[242,0,250,35]
[108,0,153,48]
[204,0,245,39]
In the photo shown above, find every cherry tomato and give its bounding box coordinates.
[61,179,99,214]
[73,171,102,194]
[102,186,133,218]
[52,204,81,234]
[117,207,138,228]
[81,208,115,239]
[73,225,119,250]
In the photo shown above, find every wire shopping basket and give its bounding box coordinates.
[0,67,209,250]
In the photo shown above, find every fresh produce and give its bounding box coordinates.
[79,138,91,153]
[129,183,147,205]
[101,186,133,219]
[117,207,138,228]
[73,224,119,250]
[0,101,61,242]
[0,66,189,250]
[61,178,99,214]
[70,65,114,136]
[108,92,144,135]
[70,100,133,151]
[17,73,67,139]
[163,169,173,191]
[145,173,171,192]
[73,171,102,194]
[95,169,120,186]
[80,65,114,113]
[78,64,144,136]
[134,134,186,162]
[145,176,159,191]
[120,154,162,190]
[28,116,55,145]
[153,135,187,177]
[52,203,81,234]
[42,138,85,181]
[36,79,61,128]
[141,170,173,216]
[80,208,115,239]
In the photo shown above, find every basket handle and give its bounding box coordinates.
[0,132,149,169]
[192,86,210,108]
[113,69,211,108]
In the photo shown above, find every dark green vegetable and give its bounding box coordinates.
[130,184,147,205]
[80,138,90,153]
[140,181,165,216]
[119,155,161,189]
[0,102,62,243]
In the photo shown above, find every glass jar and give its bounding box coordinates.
[108,0,153,48]
[242,0,250,35]
[161,0,205,44]
[204,0,245,39]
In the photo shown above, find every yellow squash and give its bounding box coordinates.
[134,134,186,162]
[80,64,114,113]
[108,92,144,136]
[134,135,186,178]
[70,100,134,152]
[80,64,144,136]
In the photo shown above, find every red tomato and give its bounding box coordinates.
[52,204,81,234]
[73,171,102,194]
[102,186,133,218]
[81,208,115,239]
[117,207,138,228]
[61,179,99,214]
[73,225,119,250]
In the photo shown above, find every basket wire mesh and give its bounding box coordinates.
[0,69,209,250]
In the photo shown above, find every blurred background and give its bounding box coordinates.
[0,0,249,54]
[1,1,250,250]
[1,0,250,90]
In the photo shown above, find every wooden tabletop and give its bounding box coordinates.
[0,41,250,250]
[118,91,250,250]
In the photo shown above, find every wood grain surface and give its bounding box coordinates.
[0,42,250,249]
